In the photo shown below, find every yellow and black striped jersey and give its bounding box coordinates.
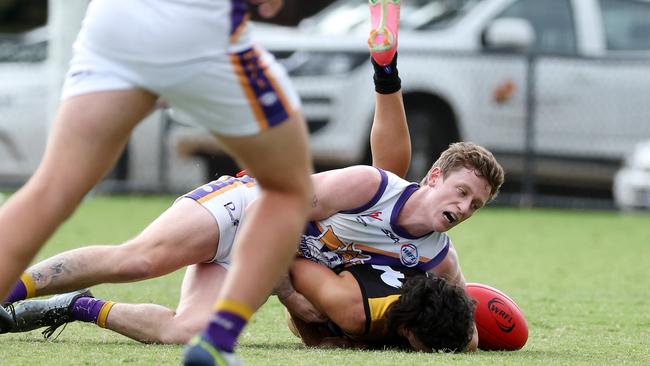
[342,264,426,345]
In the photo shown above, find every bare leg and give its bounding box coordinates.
[214,112,313,311]
[105,263,226,344]
[24,198,219,296]
[0,90,157,298]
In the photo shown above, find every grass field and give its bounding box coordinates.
[1,195,649,365]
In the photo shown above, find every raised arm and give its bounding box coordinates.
[369,55,411,178]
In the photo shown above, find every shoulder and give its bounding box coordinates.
[312,165,383,186]
[337,165,385,185]
[342,166,412,198]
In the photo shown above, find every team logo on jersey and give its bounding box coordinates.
[399,244,419,267]
[298,225,370,268]
[223,202,239,227]
[372,265,406,288]
[355,211,383,226]
[381,228,400,243]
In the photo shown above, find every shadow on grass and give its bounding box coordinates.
[239,341,305,351]
[4,336,180,348]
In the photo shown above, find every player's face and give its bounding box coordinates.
[426,167,491,232]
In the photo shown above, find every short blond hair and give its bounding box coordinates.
[420,142,504,201]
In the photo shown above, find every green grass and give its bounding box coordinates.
[2,196,649,365]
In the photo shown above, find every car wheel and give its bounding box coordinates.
[406,105,458,182]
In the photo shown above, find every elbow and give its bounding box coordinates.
[331,302,365,335]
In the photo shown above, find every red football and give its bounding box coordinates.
[466,283,528,351]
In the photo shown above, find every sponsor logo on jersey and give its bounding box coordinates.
[381,228,400,243]
[355,211,383,226]
[487,298,516,332]
[223,202,239,227]
[399,244,418,267]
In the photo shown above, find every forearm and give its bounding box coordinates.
[276,268,327,323]
[371,91,411,178]
[273,273,295,302]
[286,311,368,349]
[428,244,466,286]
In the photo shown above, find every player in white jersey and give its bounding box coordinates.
[0,50,417,349]
[0,1,313,365]
[300,168,450,272]
[1,53,502,360]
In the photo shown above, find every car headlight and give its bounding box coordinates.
[279,51,368,77]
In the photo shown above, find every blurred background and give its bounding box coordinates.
[1,0,650,210]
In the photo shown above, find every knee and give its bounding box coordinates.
[111,245,157,281]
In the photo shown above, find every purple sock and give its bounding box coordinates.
[70,297,106,323]
[202,311,247,353]
[4,281,27,304]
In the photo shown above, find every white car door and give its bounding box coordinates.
[535,0,650,161]
[485,0,584,159]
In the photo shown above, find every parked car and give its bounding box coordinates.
[4,0,650,197]
[0,23,208,193]
[240,0,650,192]
[259,0,650,189]
[0,27,49,186]
[613,140,650,210]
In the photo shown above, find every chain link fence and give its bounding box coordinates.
[3,0,650,211]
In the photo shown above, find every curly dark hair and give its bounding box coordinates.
[385,275,475,352]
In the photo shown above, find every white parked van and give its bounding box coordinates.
[0,27,49,185]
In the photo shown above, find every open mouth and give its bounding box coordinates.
[443,211,457,224]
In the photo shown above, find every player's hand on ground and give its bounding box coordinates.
[281,292,327,323]
[247,0,283,18]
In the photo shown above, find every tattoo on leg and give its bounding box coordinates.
[31,271,44,282]
[29,259,70,287]
[50,261,65,275]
